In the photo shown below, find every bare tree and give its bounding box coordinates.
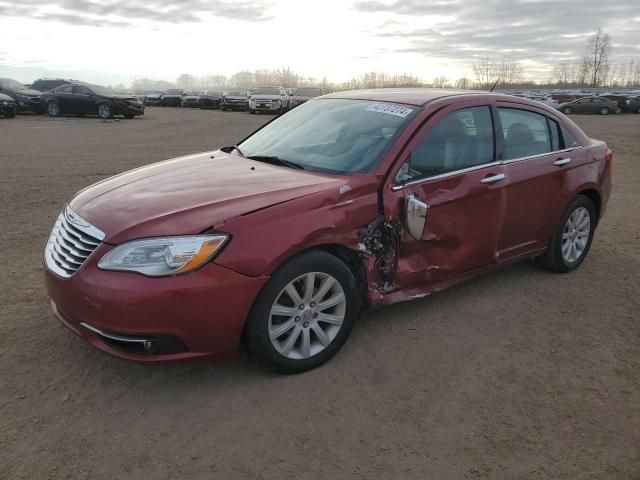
[455,77,471,89]
[432,76,449,88]
[472,57,499,89]
[584,28,611,87]
[552,62,578,87]
[499,59,523,86]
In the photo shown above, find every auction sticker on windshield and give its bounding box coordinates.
[366,103,414,118]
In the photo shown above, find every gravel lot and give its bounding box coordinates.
[1,108,638,479]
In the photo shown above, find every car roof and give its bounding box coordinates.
[322,88,487,106]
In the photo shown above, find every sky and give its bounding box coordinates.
[0,0,639,86]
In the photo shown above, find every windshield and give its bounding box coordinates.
[295,88,322,97]
[0,78,27,90]
[185,90,202,96]
[89,84,115,96]
[254,87,280,95]
[238,99,419,174]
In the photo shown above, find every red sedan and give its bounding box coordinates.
[44,89,613,373]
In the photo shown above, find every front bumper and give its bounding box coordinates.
[0,103,17,116]
[250,102,281,111]
[114,102,145,116]
[222,101,247,110]
[45,245,269,362]
[15,97,42,113]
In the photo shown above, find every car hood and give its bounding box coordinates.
[224,95,246,100]
[69,151,345,244]
[16,88,42,96]
[0,93,14,101]
[252,95,280,100]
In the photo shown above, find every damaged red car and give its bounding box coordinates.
[44,89,613,373]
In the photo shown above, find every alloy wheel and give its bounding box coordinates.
[562,206,591,263]
[98,104,112,119]
[563,107,572,114]
[600,108,609,115]
[48,102,60,117]
[268,272,346,360]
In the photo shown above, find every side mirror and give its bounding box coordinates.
[404,193,428,240]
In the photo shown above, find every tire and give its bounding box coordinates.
[47,101,61,117]
[536,195,596,273]
[249,108,255,114]
[124,114,135,119]
[614,107,622,114]
[245,250,359,374]
[599,107,609,115]
[6,110,16,118]
[563,107,572,114]
[637,107,640,114]
[97,103,113,119]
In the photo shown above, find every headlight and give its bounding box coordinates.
[98,235,229,277]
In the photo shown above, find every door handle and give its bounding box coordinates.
[553,158,571,166]
[480,173,506,184]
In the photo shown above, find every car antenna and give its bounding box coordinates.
[489,77,501,92]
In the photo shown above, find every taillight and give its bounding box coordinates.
[605,148,613,164]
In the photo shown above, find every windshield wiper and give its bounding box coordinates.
[220,145,245,156]
[246,155,305,170]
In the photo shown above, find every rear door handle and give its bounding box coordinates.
[480,173,506,184]
[553,158,571,166]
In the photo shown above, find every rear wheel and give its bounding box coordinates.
[97,103,113,119]
[245,250,359,374]
[536,195,596,273]
[563,107,572,114]
[47,101,61,117]
[599,107,609,115]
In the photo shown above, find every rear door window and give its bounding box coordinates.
[497,108,552,160]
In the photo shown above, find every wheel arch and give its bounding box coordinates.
[576,188,602,223]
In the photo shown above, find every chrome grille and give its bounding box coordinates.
[45,206,105,278]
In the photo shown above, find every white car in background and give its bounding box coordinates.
[526,95,560,109]
[248,86,289,114]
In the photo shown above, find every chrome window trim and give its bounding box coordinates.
[391,146,582,191]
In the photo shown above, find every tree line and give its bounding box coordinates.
[123,28,640,93]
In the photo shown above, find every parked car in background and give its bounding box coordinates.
[181,90,205,108]
[0,92,17,118]
[44,89,612,373]
[161,89,184,107]
[248,86,288,114]
[624,96,640,113]
[289,87,323,108]
[31,78,73,93]
[41,82,145,119]
[526,95,559,109]
[549,94,576,104]
[559,96,619,115]
[144,91,164,106]
[200,91,223,109]
[601,94,632,113]
[220,90,248,111]
[0,78,43,113]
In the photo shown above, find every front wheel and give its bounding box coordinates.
[563,107,572,114]
[536,195,596,273]
[47,101,61,117]
[97,103,113,119]
[245,250,359,374]
[599,107,609,115]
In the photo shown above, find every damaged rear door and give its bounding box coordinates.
[383,103,507,291]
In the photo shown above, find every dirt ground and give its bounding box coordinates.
[0,108,638,479]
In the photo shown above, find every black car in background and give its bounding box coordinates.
[289,87,323,108]
[200,90,223,109]
[41,82,145,119]
[0,93,17,118]
[601,94,634,113]
[30,78,73,93]
[220,90,248,111]
[0,78,43,113]
[625,96,640,113]
[161,89,184,106]
[144,90,164,106]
